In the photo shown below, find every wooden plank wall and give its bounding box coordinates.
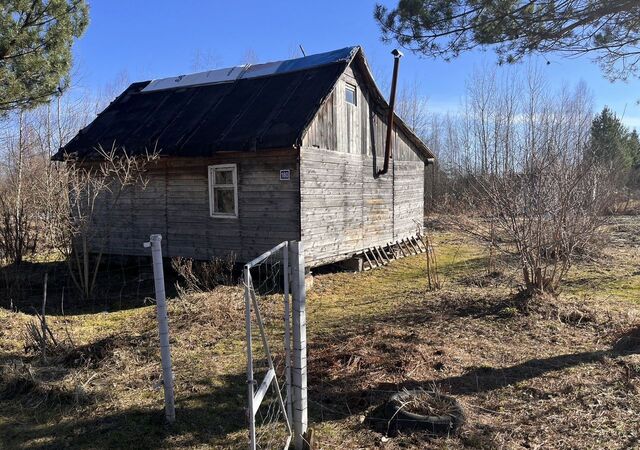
[393,161,425,239]
[88,58,425,267]
[301,61,425,267]
[300,150,364,263]
[300,149,423,266]
[90,150,300,262]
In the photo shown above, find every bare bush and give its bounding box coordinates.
[420,232,441,291]
[446,66,614,300]
[463,160,613,299]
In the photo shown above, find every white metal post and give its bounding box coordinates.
[143,234,175,424]
[289,241,307,450]
[244,266,256,450]
[283,243,293,423]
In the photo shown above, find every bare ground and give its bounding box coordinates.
[0,217,639,449]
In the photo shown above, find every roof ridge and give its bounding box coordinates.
[141,46,359,93]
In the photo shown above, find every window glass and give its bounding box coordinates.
[215,169,234,185]
[345,84,357,105]
[214,187,235,214]
[209,164,237,217]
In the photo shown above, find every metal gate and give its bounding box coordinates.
[244,241,292,450]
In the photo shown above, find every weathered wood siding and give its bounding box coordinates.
[92,150,300,262]
[88,58,426,268]
[301,62,425,266]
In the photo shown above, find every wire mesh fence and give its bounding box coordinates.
[244,242,292,450]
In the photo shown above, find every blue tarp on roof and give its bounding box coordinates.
[274,46,357,75]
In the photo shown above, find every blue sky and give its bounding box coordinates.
[73,1,640,129]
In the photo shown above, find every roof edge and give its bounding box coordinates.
[351,48,435,161]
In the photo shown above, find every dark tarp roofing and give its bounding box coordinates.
[54,46,434,161]
[54,48,355,160]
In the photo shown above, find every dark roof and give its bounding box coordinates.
[54,46,434,161]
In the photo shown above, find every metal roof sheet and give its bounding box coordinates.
[140,46,357,93]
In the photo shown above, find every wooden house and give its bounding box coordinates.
[54,46,434,268]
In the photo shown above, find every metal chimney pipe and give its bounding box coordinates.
[378,49,403,176]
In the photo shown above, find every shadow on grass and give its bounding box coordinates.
[378,348,621,396]
[0,256,181,316]
[437,254,514,280]
[0,372,248,450]
[308,289,640,424]
[311,340,639,423]
[439,255,490,277]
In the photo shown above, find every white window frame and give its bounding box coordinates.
[208,164,238,218]
[345,83,357,106]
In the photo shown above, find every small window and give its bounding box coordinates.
[345,84,357,106]
[208,164,238,218]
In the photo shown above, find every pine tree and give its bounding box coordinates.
[627,129,640,167]
[0,0,89,114]
[589,107,635,170]
[376,1,640,81]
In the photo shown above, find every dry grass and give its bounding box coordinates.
[397,387,460,417]
[0,216,639,449]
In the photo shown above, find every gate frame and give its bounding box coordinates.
[245,240,306,450]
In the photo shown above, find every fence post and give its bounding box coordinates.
[283,243,293,423]
[289,240,307,449]
[144,234,175,423]
[244,265,256,450]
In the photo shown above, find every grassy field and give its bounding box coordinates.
[1,217,639,449]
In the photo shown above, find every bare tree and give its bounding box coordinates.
[396,79,430,140]
[0,112,42,263]
[51,146,159,300]
[190,49,222,72]
[0,84,104,265]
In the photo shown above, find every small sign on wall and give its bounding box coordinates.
[280,169,291,181]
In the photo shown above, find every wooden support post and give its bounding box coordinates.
[413,236,425,252]
[399,238,411,255]
[385,245,396,261]
[407,237,419,254]
[289,241,308,450]
[363,250,374,270]
[417,235,429,252]
[367,248,379,267]
[397,240,407,257]
[375,246,387,265]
